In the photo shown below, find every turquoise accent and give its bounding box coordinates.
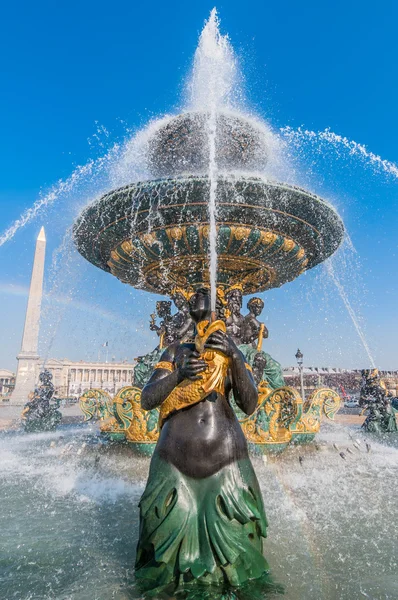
[238,344,285,389]
[135,453,269,592]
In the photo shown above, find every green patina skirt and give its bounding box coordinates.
[135,452,269,594]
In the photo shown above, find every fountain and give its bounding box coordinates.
[71,9,347,595]
[2,8,398,600]
[74,113,343,295]
[74,13,344,456]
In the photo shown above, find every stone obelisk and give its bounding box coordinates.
[10,227,46,405]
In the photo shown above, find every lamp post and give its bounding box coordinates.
[295,348,305,400]
[67,372,71,398]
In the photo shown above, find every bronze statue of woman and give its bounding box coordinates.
[135,288,269,593]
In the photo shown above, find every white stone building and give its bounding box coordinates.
[44,358,135,397]
[0,369,15,399]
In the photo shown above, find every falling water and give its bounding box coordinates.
[0,148,120,248]
[325,259,376,368]
[1,10,398,600]
[190,9,239,311]
[0,123,152,249]
[282,126,398,180]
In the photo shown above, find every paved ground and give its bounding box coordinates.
[334,413,365,426]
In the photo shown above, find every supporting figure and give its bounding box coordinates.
[242,297,268,349]
[135,288,269,593]
[225,286,245,345]
[21,370,62,432]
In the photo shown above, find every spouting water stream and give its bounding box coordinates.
[281,126,398,180]
[1,14,398,597]
[190,9,239,312]
[207,114,218,313]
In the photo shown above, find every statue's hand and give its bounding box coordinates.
[204,330,237,358]
[175,348,208,381]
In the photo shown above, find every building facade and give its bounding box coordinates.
[43,358,135,397]
[1,359,135,400]
[0,369,15,399]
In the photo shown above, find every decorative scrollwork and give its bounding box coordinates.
[120,387,160,444]
[111,386,137,430]
[239,385,340,447]
[240,386,301,445]
[79,389,113,422]
[292,388,341,434]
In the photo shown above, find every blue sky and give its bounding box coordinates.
[0,0,397,371]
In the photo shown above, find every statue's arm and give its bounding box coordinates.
[141,345,180,411]
[204,331,258,415]
[149,321,161,334]
[229,349,258,415]
[141,343,208,411]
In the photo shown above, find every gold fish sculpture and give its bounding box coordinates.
[157,320,230,426]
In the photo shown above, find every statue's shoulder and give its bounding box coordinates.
[160,339,192,358]
[243,313,256,327]
[159,343,179,363]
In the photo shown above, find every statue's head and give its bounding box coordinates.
[226,287,243,316]
[156,301,172,318]
[247,297,264,317]
[188,288,211,323]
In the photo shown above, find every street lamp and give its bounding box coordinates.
[67,372,71,398]
[295,348,305,400]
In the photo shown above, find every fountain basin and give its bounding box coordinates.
[74,175,344,295]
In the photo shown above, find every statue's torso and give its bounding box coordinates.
[242,314,259,344]
[226,314,244,346]
[157,390,249,479]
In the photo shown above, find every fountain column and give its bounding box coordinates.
[10,227,46,405]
